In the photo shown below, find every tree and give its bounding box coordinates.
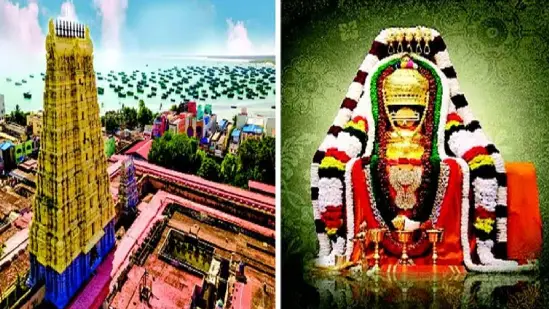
[170,104,178,112]
[104,137,116,158]
[148,132,201,174]
[121,106,138,129]
[137,100,153,129]
[220,153,239,184]
[104,112,119,135]
[198,157,221,182]
[237,137,275,185]
[9,105,26,126]
[256,136,276,185]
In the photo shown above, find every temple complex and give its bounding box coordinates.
[27,19,115,308]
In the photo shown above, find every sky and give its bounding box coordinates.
[0,0,275,69]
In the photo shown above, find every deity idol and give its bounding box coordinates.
[310,27,542,272]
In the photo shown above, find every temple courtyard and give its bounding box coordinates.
[0,155,275,309]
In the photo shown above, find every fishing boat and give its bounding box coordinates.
[6,78,11,82]
[98,87,104,95]
[23,91,32,99]
[231,105,237,109]
[15,82,22,86]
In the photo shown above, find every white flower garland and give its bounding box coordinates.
[317,177,343,213]
[317,233,332,257]
[345,157,359,259]
[337,132,363,158]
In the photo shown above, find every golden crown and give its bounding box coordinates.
[382,56,429,107]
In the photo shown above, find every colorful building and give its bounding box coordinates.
[0,141,15,172]
[152,114,169,138]
[241,124,263,141]
[228,129,241,155]
[27,19,116,309]
[27,111,44,137]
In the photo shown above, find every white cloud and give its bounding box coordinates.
[226,19,274,56]
[226,19,254,56]
[59,0,78,21]
[93,0,128,54]
[0,0,44,54]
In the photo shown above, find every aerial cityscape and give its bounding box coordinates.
[0,1,275,308]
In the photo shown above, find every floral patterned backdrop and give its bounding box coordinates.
[281,0,549,307]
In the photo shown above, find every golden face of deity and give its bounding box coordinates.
[382,56,429,160]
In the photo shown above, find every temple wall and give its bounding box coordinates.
[143,176,275,229]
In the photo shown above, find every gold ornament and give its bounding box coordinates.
[388,165,423,210]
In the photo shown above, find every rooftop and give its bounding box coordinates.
[125,139,153,161]
[242,124,263,135]
[248,181,276,196]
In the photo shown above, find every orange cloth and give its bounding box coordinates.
[506,162,542,261]
[350,158,464,265]
[350,160,543,267]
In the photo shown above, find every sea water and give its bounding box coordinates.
[0,55,276,121]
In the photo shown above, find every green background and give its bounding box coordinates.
[281,0,549,307]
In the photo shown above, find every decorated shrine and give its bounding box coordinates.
[310,27,542,273]
[27,19,116,308]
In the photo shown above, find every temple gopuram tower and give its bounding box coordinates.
[27,19,115,309]
[117,157,138,217]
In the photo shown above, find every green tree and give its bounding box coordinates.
[198,157,221,182]
[237,136,275,185]
[121,106,138,129]
[256,136,275,185]
[9,105,26,126]
[137,100,154,129]
[104,137,116,158]
[170,104,178,112]
[220,153,239,184]
[104,111,119,135]
[148,132,200,174]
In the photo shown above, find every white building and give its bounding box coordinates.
[265,117,275,137]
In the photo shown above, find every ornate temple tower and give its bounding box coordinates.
[27,19,115,309]
[117,157,138,217]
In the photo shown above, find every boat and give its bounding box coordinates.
[98,87,104,95]
[15,82,22,86]
[23,91,32,99]
[6,78,11,82]
[231,105,237,109]
[22,79,27,83]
